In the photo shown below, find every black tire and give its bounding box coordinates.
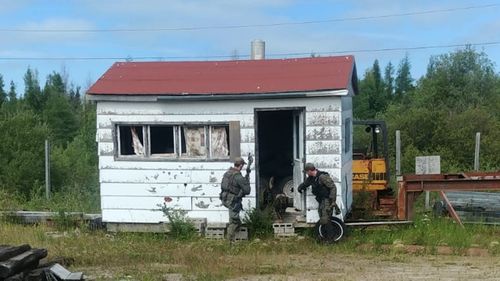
[315,217,346,243]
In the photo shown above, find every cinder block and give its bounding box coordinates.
[273,223,295,237]
[205,227,225,240]
[234,227,248,241]
[189,218,207,235]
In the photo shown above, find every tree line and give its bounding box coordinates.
[354,46,500,174]
[0,69,98,211]
[0,46,498,211]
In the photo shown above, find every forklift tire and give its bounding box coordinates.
[315,217,345,243]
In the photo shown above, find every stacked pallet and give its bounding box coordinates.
[0,245,84,281]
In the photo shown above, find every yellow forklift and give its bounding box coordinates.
[352,120,396,217]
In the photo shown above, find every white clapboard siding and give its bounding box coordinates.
[98,142,114,156]
[306,126,341,141]
[97,96,343,116]
[306,155,341,169]
[97,114,254,129]
[306,112,341,126]
[97,128,113,142]
[307,140,341,155]
[240,128,255,143]
[100,169,255,184]
[240,143,255,157]
[101,182,223,197]
[102,209,230,223]
[101,196,192,210]
[192,197,255,211]
[99,156,235,171]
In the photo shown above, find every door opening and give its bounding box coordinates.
[256,108,305,222]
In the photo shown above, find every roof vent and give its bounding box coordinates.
[251,40,265,60]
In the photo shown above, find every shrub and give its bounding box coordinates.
[243,207,274,239]
[158,203,197,240]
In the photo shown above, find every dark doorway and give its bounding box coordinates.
[256,110,295,213]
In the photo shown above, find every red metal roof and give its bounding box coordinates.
[87,56,356,95]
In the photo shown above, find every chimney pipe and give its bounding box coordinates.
[251,40,265,60]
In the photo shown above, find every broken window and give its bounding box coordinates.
[116,123,236,160]
[118,126,144,156]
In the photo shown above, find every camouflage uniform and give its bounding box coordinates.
[221,167,251,242]
[298,171,338,224]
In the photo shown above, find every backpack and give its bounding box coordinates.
[220,170,236,208]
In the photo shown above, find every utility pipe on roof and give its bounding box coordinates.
[251,40,265,60]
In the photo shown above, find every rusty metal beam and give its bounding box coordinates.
[438,191,463,227]
[403,172,500,192]
[397,172,500,220]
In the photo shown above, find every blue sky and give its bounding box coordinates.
[1,0,499,95]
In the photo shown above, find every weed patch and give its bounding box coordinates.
[158,202,197,240]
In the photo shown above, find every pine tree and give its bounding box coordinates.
[383,62,395,100]
[395,54,414,100]
[8,81,17,102]
[0,74,6,105]
[24,68,43,112]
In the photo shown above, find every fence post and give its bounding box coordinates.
[45,139,51,200]
[474,132,480,171]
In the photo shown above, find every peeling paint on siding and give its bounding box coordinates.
[308,104,341,112]
[191,185,202,192]
[308,141,340,154]
[195,201,210,209]
[306,127,340,141]
[307,112,340,126]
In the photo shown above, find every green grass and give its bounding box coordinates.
[1,215,499,280]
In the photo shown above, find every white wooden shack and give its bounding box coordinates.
[87,55,358,226]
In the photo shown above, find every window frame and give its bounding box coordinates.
[113,122,232,161]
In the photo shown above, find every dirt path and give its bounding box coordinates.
[83,253,500,281]
[228,254,500,281]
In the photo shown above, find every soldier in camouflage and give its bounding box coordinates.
[220,157,251,243]
[298,163,341,225]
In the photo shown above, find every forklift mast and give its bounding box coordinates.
[352,120,390,191]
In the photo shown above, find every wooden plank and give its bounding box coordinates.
[99,169,256,184]
[0,249,48,278]
[101,196,192,210]
[0,245,31,262]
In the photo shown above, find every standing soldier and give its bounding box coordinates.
[220,157,251,243]
[298,163,340,225]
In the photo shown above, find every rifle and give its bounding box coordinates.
[245,153,254,180]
